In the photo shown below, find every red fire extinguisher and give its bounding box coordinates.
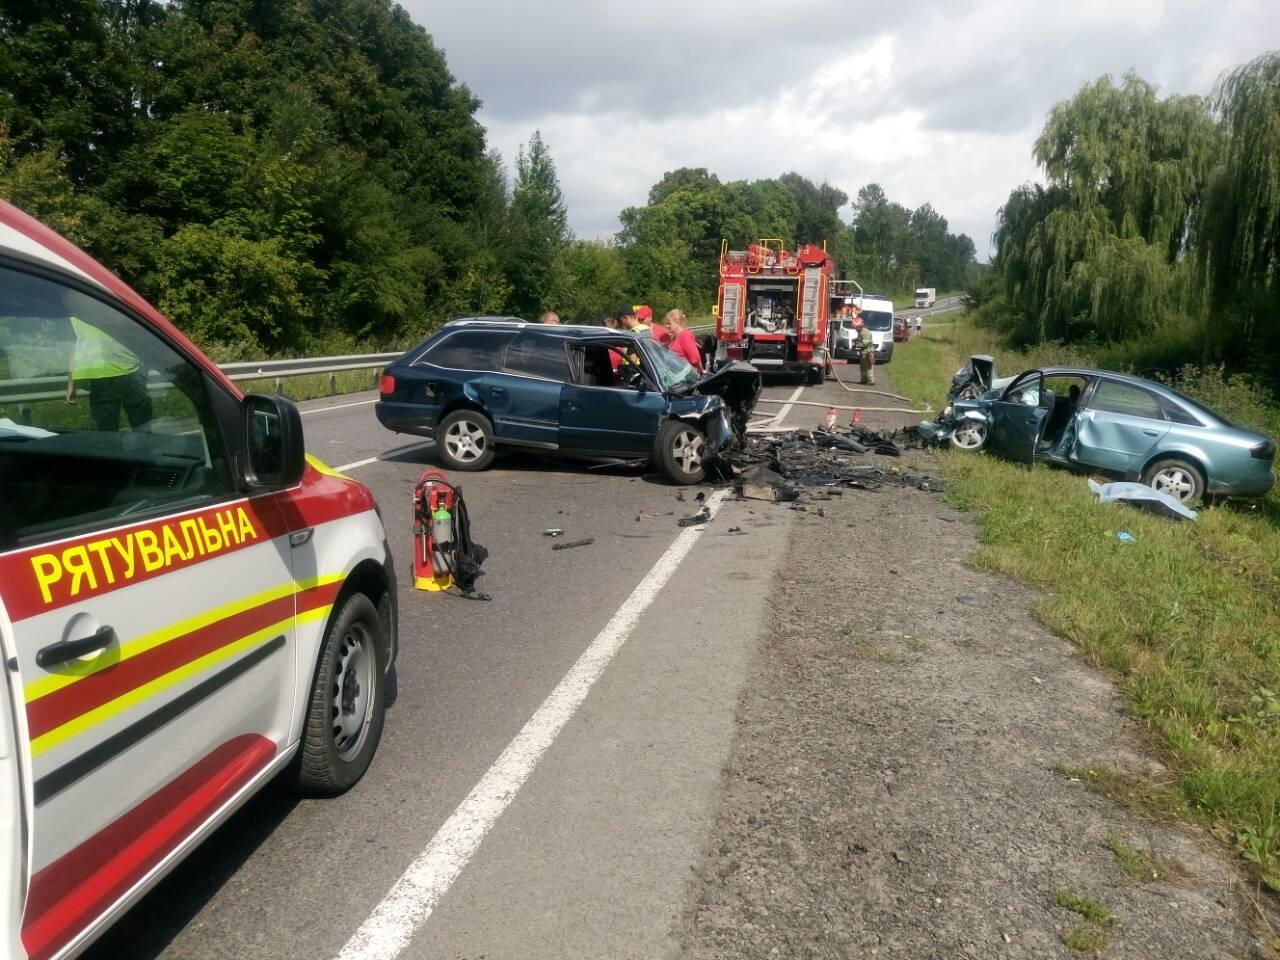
[412,470,454,591]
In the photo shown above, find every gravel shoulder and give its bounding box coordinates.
[677,437,1271,958]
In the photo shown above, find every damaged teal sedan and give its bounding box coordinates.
[918,360,1276,502]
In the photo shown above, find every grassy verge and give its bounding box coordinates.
[892,316,1280,894]
[234,368,380,403]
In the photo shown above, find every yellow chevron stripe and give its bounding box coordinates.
[30,604,332,758]
[305,453,352,480]
[24,574,344,704]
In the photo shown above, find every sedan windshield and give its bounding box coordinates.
[644,341,699,391]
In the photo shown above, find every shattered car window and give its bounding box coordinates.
[644,343,700,391]
[1006,379,1040,406]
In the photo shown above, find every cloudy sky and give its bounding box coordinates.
[406,0,1278,258]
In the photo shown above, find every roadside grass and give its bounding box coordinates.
[1063,924,1110,953]
[892,316,1280,893]
[234,368,380,403]
[1054,889,1117,926]
[1053,889,1116,953]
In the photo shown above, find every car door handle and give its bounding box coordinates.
[1142,428,1159,436]
[489,386,506,397]
[37,625,116,668]
[566,400,580,411]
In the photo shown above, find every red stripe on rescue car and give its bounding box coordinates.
[21,734,275,960]
[25,581,339,739]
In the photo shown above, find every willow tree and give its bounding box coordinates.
[1199,51,1280,363]
[994,73,1219,347]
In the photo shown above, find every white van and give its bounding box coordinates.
[858,295,896,364]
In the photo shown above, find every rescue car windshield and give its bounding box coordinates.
[643,341,699,391]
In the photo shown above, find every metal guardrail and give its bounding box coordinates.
[0,321,787,407]
[1,352,404,405]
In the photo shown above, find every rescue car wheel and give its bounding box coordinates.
[436,409,495,471]
[290,593,386,795]
[655,420,707,484]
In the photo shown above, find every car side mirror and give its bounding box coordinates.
[242,394,305,488]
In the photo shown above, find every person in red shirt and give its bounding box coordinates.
[636,305,670,344]
[662,309,703,372]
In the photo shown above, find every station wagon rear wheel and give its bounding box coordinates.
[655,420,707,484]
[289,593,387,796]
[1143,458,1205,503]
[949,422,988,451]
[437,409,496,471]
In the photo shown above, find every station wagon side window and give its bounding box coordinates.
[503,333,570,381]
[1088,381,1165,421]
[0,264,235,549]
[418,330,513,370]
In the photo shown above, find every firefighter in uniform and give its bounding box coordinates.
[852,312,875,385]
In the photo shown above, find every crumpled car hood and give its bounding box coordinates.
[690,362,761,440]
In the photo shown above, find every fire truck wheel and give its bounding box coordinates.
[436,409,496,471]
[655,420,707,484]
[808,365,826,386]
[290,592,387,796]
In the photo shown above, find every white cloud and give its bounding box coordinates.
[406,0,1280,258]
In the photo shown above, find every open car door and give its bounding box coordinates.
[986,370,1051,464]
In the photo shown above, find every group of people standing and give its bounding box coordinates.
[540,304,705,373]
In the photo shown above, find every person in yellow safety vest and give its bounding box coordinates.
[852,312,875,385]
[619,304,650,338]
[65,315,152,431]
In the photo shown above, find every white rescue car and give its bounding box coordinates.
[0,201,398,959]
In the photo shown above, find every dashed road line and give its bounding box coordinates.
[299,397,378,416]
[335,489,731,960]
[335,442,432,473]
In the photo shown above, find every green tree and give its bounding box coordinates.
[508,130,569,317]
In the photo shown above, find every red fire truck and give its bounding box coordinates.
[715,239,835,384]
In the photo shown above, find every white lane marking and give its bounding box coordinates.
[300,397,378,416]
[335,442,431,472]
[337,489,731,960]
[759,383,806,429]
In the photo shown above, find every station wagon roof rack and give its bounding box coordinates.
[443,316,529,327]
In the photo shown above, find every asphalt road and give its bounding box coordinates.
[82,364,926,960]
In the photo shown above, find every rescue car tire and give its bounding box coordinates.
[290,593,386,796]
[655,420,707,485]
[436,409,495,471]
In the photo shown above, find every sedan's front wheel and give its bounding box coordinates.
[655,420,707,484]
[949,421,988,452]
[1143,458,1205,502]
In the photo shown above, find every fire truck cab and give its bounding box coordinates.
[715,240,834,384]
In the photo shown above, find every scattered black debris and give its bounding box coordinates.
[678,507,712,527]
[727,526,744,534]
[724,426,942,495]
[552,537,595,551]
[542,528,565,537]
[816,507,825,517]
[695,491,707,502]
[676,490,686,502]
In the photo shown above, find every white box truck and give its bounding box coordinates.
[915,287,936,308]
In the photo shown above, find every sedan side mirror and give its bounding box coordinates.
[629,370,648,394]
[242,394,305,488]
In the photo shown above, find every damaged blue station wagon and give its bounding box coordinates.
[375,319,761,484]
